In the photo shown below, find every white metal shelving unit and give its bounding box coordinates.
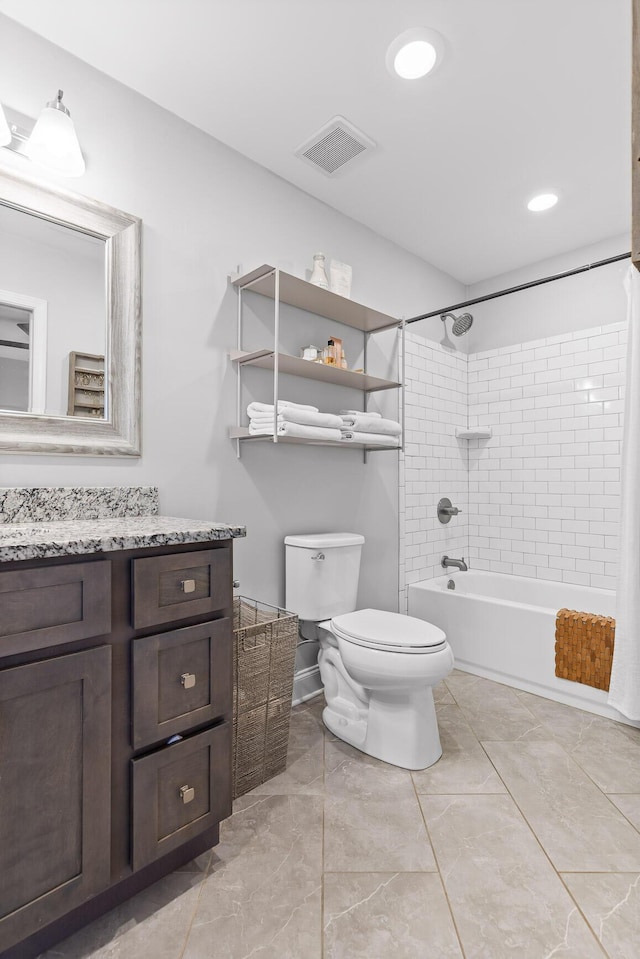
[230,264,404,459]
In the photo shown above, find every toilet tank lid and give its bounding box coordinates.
[284,533,365,548]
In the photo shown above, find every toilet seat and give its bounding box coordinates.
[331,608,446,654]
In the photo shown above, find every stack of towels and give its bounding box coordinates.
[339,410,401,447]
[246,402,402,447]
[247,401,344,441]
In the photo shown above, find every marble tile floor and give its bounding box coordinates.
[40,671,640,959]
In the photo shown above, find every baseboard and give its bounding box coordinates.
[292,664,323,706]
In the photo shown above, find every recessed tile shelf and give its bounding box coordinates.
[230,350,400,393]
[455,427,493,439]
[228,427,400,451]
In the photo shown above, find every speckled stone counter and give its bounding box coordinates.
[0,486,159,524]
[0,515,246,563]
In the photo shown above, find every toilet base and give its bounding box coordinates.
[323,688,443,770]
[363,688,443,770]
[318,643,445,770]
[322,704,367,751]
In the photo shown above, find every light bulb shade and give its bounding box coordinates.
[25,104,85,177]
[0,102,11,147]
[386,27,444,81]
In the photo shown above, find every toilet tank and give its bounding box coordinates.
[284,532,365,621]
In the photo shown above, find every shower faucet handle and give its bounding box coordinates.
[437,497,462,524]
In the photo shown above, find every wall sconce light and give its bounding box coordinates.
[0,89,85,177]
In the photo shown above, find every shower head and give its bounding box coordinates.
[441,311,473,336]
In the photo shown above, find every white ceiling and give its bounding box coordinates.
[0,0,631,285]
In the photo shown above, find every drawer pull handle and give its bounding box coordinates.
[181,672,196,689]
[179,784,195,804]
[180,579,196,594]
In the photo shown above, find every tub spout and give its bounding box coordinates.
[441,555,468,571]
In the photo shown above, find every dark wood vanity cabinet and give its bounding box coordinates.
[0,540,234,959]
[0,646,112,951]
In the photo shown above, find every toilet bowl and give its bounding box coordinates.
[284,533,454,771]
[318,608,454,770]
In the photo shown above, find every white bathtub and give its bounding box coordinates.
[408,570,636,725]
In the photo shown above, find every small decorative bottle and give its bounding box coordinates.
[309,252,329,289]
[324,339,336,365]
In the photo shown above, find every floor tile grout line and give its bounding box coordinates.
[176,850,214,959]
[593,797,640,836]
[439,680,640,955]
[321,713,326,959]
[436,686,626,959]
[411,769,468,959]
[474,741,618,958]
[554,873,614,959]
[476,730,640,856]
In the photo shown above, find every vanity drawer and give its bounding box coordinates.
[0,561,111,657]
[132,548,231,629]
[132,619,232,749]
[131,722,231,871]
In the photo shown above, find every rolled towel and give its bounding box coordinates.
[339,409,381,418]
[247,400,318,416]
[249,408,344,429]
[340,414,401,436]
[249,422,342,442]
[341,430,400,448]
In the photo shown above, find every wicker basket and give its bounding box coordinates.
[232,596,298,798]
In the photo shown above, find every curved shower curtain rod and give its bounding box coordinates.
[406,251,631,325]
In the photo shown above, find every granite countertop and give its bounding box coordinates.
[0,515,246,563]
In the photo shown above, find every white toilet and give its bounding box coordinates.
[284,532,454,770]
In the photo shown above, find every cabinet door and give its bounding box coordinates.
[0,646,111,954]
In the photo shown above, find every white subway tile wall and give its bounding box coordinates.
[400,322,625,606]
[468,323,625,589]
[399,332,468,612]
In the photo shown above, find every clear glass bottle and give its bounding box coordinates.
[324,339,336,365]
[310,252,329,289]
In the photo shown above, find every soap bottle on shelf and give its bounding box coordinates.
[310,252,329,289]
[323,339,336,365]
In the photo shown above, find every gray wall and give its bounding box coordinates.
[464,234,629,354]
[408,234,629,354]
[0,15,464,612]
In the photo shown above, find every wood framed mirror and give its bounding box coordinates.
[0,164,141,455]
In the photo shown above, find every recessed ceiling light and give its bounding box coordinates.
[527,192,559,212]
[386,28,444,80]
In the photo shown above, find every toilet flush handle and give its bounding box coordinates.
[311,552,325,561]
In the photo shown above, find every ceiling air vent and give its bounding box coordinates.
[295,116,376,176]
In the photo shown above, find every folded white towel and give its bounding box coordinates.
[341,430,400,448]
[249,422,342,442]
[249,408,343,429]
[247,400,318,415]
[339,409,382,418]
[340,414,401,436]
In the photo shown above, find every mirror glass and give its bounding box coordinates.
[0,203,106,418]
[0,165,140,456]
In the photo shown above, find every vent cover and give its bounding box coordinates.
[295,115,376,176]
